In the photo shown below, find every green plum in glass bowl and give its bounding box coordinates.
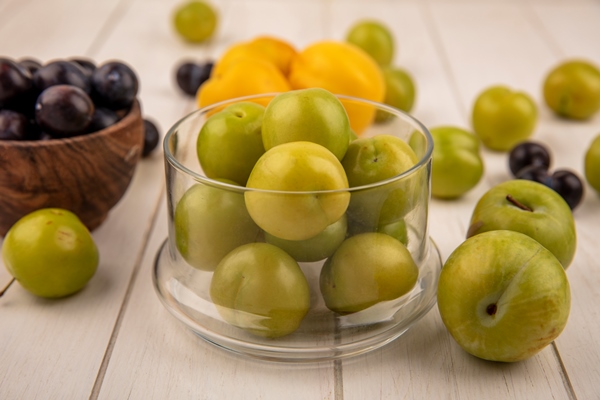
[153,91,442,362]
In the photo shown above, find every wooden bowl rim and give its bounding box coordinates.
[0,99,142,149]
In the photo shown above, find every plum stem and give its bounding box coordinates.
[486,303,498,316]
[506,194,533,212]
[0,278,15,297]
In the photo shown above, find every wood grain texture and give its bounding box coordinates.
[0,100,144,235]
[1,0,600,399]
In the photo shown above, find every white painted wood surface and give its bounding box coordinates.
[1,0,599,398]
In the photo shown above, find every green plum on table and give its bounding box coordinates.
[471,85,537,152]
[173,0,218,43]
[245,141,350,241]
[342,134,419,228]
[543,59,600,120]
[430,126,484,199]
[467,179,576,268]
[197,101,265,186]
[585,133,600,193]
[2,208,99,298]
[261,88,351,161]
[210,242,311,338]
[174,181,261,271]
[376,66,416,123]
[438,230,570,362]
[320,232,418,314]
[345,20,395,66]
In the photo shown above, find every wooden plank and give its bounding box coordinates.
[0,0,125,60]
[526,3,600,399]
[0,0,185,398]
[95,0,337,398]
[331,1,573,398]
[97,196,337,400]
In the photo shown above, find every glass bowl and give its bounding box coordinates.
[153,93,442,362]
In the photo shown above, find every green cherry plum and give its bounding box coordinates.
[210,242,311,338]
[197,101,265,186]
[543,59,600,120]
[173,0,218,43]
[438,230,570,362]
[347,214,408,246]
[342,134,419,228]
[467,179,576,268]
[345,20,395,67]
[261,88,351,161]
[471,85,537,152]
[2,208,99,298]
[265,214,347,263]
[375,66,416,123]
[174,180,261,271]
[430,126,484,199]
[320,232,418,314]
[245,141,350,241]
[585,133,600,194]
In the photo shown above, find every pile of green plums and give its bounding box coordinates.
[174,88,422,338]
[437,179,575,362]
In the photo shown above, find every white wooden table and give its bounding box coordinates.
[1,0,599,398]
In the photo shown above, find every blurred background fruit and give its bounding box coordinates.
[197,58,290,108]
[175,61,213,96]
[173,0,218,43]
[288,41,385,134]
[345,20,395,67]
[543,59,600,120]
[471,85,538,152]
[376,66,416,122]
[213,36,297,77]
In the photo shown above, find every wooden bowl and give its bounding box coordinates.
[0,100,144,236]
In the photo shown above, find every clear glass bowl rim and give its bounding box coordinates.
[162,92,433,195]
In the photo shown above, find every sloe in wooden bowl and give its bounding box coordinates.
[0,100,144,236]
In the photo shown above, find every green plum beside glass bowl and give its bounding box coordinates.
[153,93,442,362]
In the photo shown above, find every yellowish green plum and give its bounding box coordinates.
[245,141,350,241]
[197,102,265,186]
[438,230,570,362]
[174,181,261,271]
[320,232,418,314]
[265,215,347,262]
[261,88,351,161]
[430,126,484,199]
[585,133,600,193]
[342,134,419,228]
[376,67,416,123]
[543,60,600,120]
[376,218,408,246]
[173,0,218,43]
[467,179,576,268]
[346,20,395,66]
[471,85,537,152]
[2,208,99,298]
[210,242,311,338]
[347,214,408,246]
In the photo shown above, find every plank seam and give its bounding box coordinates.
[551,342,578,400]
[419,0,469,123]
[88,181,166,400]
[84,0,136,57]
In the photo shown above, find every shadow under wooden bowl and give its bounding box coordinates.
[0,100,145,236]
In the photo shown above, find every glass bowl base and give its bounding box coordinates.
[153,238,442,363]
